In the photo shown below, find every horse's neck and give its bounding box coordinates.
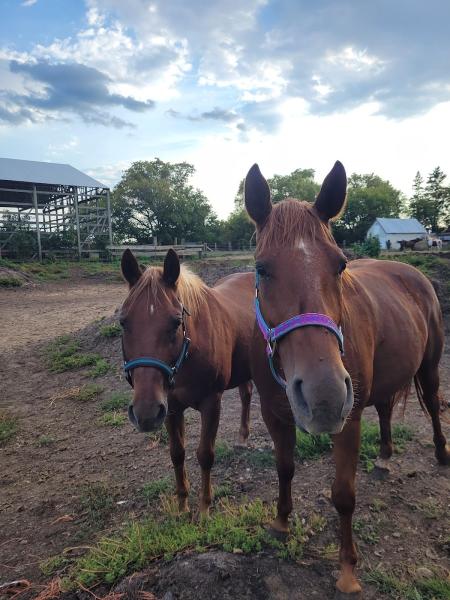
[189,287,228,359]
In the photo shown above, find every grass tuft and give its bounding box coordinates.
[0,412,18,445]
[295,430,332,459]
[40,555,69,576]
[88,358,110,377]
[101,392,130,412]
[78,483,115,528]
[35,434,57,447]
[141,478,172,503]
[98,412,126,427]
[365,569,450,600]
[45,336,100,373]
[214,440,234,464]
[99,323,122,337]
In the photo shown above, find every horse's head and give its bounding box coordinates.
[120,248,187,432]
[245,162,353,435]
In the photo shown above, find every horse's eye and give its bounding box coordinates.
[338,261,347,275]
[256,264,269,279]
[171,317,182,330]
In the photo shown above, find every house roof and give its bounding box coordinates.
[372,218,427,234]
[0,157,106,188]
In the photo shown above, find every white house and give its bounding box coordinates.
[366,218,427,249]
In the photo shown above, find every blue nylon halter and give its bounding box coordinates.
[123,306,191,388]
[255,271,344,388]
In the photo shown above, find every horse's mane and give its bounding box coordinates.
[256,199,334,252]
[123,265,208,319]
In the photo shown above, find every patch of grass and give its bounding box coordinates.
[100,392,130,412]
[78,483,115,528]
[98,412,126,427]
[88,358,110,377]
[40,554,69,576]
[214,483,233,499]
[147,427,169,445]
[141,478,172,503]
[242,448,275,467]
[65,498,327,590]
[45,336,100,373]
[75,383,104,402]
[35,434,57,447]
[294,421,413,472]
[0,275,22,287]
[365,569,450,600]
[418,498,446,520]
[353,517,380,545]
[295,430,332,460]
[0,412,18,445]
[99,323,121,337]
[214,440,234,464]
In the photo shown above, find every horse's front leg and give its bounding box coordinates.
[197,393,221,515]
[332,418,362,597]
[375,401,393,459]
[166,401,190,513]
[237,380,253,445]
[261,395,296,533]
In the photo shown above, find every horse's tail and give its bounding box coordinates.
[413,375,450,423]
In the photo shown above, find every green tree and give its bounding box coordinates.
[222,208,255,249]
[234,167,320,207]
[112,159,216,244]
[408,167,450,230]
[332,174,404,245]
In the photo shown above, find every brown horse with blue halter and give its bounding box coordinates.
[244,161,449,597]
[120,248,255,515]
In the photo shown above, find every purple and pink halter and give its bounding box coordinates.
[255,271,344,388]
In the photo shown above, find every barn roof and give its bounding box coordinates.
[0,157,106,188]
[372,217,427,234]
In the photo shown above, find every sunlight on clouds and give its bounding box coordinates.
[327,47,385,73]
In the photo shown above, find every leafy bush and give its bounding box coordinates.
[351,236,381,258]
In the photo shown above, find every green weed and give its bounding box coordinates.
[353,518,380,545]
[214,483,233,499]
[88,358,110,377]
[35,434,57,447]
[74,383,103,402]
[78,483,115,528]
[99,323,122,337]
[0,413,18,445]
[147,427,169,445]
[365,569,450,600]
[98,412,126,427]
[101,392,130,412]
[40,554,69,576]
[141,478,172,503]
[0,275,22,287]
[214,440,234,464]
[295,430,332,459]
[242,448,275,467]
[45,336,100,373]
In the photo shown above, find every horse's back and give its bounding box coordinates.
[347,258,443,401]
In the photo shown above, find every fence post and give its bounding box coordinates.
[32,184,42,261]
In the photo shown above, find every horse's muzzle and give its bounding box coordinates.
[128,402,167,432]
[287,373,354,435]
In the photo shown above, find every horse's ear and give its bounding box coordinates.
[314,161,347,222]
[244,163,272,227]
[163,249,180,287]
[121,249,142,288]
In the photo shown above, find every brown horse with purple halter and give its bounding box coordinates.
[121,249,254,514]
[244,161,449,596]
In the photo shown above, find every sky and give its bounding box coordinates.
[1,1,450,218]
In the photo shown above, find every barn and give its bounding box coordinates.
[0,157,112,260]
[366,217,427,250]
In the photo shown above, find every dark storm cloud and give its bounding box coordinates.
[0,60,154,127]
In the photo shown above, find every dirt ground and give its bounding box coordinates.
[0,264,449,600]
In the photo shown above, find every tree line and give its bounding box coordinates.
[111,159,450,248]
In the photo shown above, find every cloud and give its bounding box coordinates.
[22,0,37,6]
[168,106,239,123]
[0,59,154,127]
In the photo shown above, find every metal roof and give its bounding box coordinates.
[372,218,427,234]
[0,157,107,188]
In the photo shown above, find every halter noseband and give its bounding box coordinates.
[123,306,191,388]
[255,271,344,388]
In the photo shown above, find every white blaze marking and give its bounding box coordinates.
[150,304,155,315]
[298,239,311,256]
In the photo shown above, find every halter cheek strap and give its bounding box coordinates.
[255,271,344,388]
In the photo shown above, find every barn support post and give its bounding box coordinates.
[106,189,113,245]
[74,186,82,259]
[32,184,42,261]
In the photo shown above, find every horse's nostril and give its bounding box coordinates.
[157,403,167,422]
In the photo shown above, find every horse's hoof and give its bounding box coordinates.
[334,590,363,600]
[265,526,288,542]
[436,445,450,465]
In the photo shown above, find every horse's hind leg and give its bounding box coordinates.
[415,363,450,465]
[237,380,253,445]
[375,401,393,459]
[166,402,190,512]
